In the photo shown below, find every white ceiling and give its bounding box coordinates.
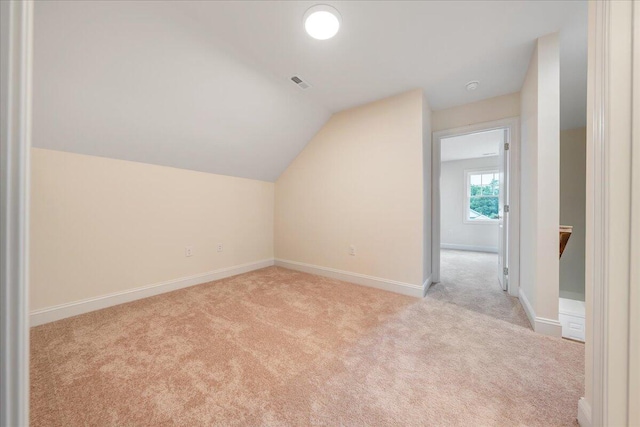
[181,1,587,127]
[33,1,587,182]
[441,129,503,163]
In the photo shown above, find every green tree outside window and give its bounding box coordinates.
[468,171,499,220]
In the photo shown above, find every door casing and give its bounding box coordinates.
[431,117,520,297]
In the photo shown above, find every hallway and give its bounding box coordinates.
[429,249,530,327]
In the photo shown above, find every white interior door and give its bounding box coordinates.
[497,128,509,291]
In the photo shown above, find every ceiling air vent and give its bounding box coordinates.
[291,76,311,90]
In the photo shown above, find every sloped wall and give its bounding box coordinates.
[32,1,329,181]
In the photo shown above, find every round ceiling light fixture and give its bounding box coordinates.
[304,5,341,40]
[465,80,480,91]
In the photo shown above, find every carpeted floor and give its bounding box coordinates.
[31,250,584,426]
[431,250,532,328]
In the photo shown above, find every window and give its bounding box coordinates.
[465,169,499,222]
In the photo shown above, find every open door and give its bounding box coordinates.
[497,128,509,291]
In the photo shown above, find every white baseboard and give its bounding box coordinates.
[518,288,562,337]
[440,243,498,253]
[577,397,592,427]
[422,275,434,296]
[275,259,429,298]
[534,316,563,337]
[30,259,274,326]
[519,287,537,327]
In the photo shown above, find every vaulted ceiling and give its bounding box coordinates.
[33,1,331,182]
[33,1,587,182]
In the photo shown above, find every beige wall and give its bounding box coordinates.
[519,32,561,331]
[431,92,520,132]
[559,127,586,301]
[535,32,561,321]
[275,89,428,287]
[30,148,274,310]
[520,42,539,311]
[422,92,432,283]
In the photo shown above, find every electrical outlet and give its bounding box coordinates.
[349,245,356,256]
[217,244,223,252]
[185,246,193,257]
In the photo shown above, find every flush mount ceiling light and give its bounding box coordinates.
[466,81,480,91]
[304,5,341,40]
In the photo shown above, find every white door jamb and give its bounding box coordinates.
[0,1,34,425]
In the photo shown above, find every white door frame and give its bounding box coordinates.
[581,1,638,426]
[431,117,520,297]
[0,1,34,425]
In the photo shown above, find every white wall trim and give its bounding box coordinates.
[440,243,498,253]
[0,1,33,425]
[586,1,637,424]
[578,397,592,427]
[519,287,536,329]
[586,1,634,425]
[534,316,563,337]
[30,259,274,326]
[422,275,433,296]
[629,2,640,424]
[518,288,562,337]
[275,259,429,298]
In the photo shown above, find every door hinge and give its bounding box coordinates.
[504,142,510,151]
[504,205,510,213]
[503,267,509,276]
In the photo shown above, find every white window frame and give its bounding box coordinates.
[463,167,499,225]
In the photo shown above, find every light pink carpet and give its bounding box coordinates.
[31,253,583,426]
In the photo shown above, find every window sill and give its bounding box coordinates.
[463,220,499,225]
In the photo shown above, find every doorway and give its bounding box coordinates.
[431,118,520,298]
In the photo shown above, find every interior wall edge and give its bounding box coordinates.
[518,287,563,337]
[577,397,592,427]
